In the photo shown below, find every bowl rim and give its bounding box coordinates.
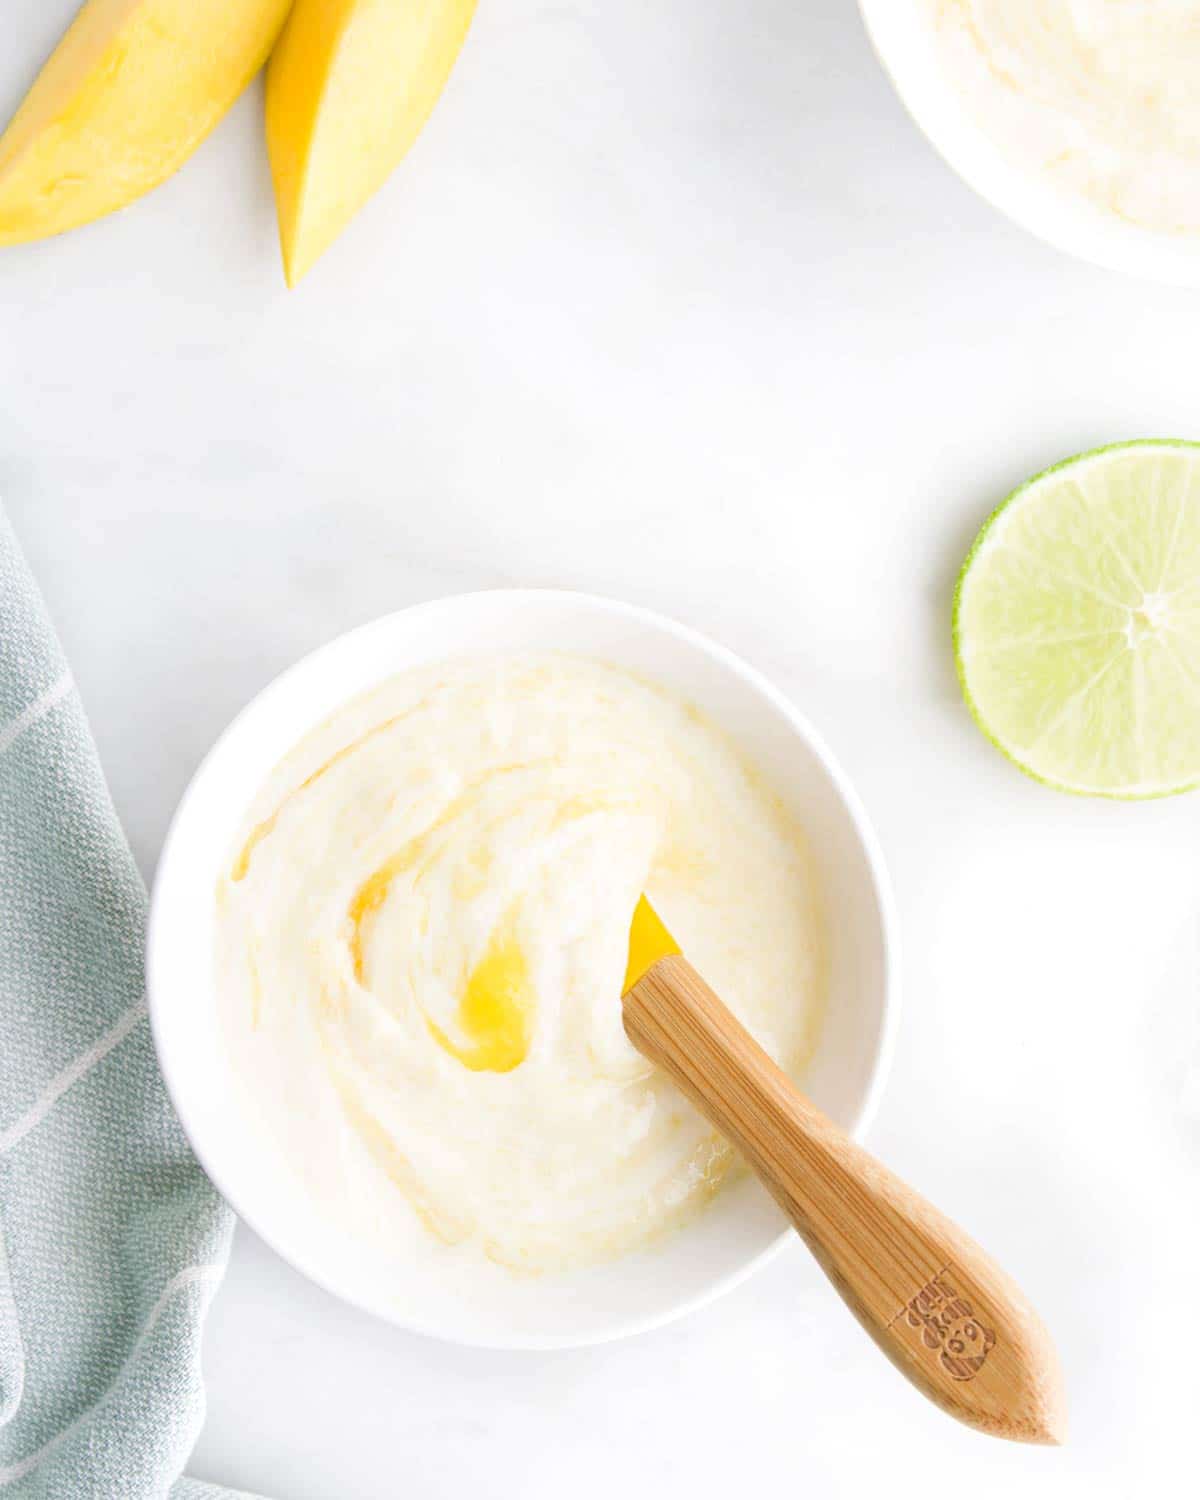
[147,588,901,1349]
[857,0,1200,287]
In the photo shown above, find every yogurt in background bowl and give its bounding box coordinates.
[148,592,898,1349]
[859,0,1200,285]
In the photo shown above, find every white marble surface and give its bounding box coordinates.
[2,1,1198,1495]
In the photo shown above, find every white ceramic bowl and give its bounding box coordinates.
[148,591,898,1349]
[858,0,1200,287]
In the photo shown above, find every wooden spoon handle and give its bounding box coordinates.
[624,954,1066,1444]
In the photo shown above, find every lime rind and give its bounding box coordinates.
[953,439,1200,799]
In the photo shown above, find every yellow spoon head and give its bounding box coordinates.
[623,894,680,996]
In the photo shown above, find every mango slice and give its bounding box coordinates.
[0,0,293,247]
[265,0,477,287]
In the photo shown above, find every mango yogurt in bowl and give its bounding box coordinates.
[148,593,897,1347]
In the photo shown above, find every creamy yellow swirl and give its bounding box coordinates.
[215,655,822,1272]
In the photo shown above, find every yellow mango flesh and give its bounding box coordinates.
[265,0,477,286]
[0,0,293,246]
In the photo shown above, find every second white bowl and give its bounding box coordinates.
[859,0,1200,287]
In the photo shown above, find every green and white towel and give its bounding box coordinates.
[0,506,247,1499]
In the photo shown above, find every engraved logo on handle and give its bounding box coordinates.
[904,1271,995,1381]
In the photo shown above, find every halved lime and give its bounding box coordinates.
[954,441,1200,798]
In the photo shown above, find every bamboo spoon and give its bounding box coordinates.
[622,897,1066,1445]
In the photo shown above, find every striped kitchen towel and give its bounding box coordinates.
[0,506,251,1499]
